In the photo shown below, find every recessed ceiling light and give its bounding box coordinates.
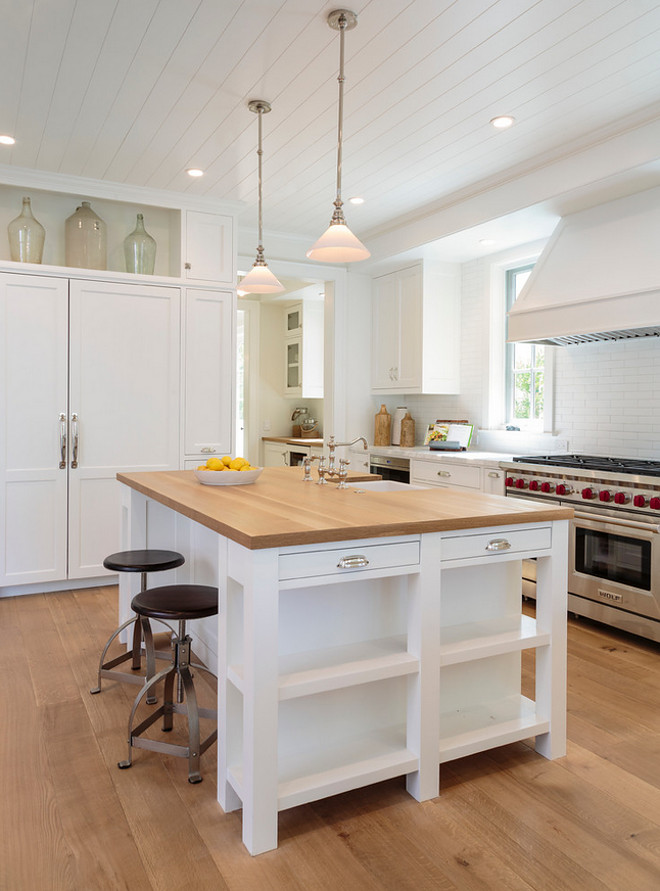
[348,196,364,205]
[187,168,204,177]
[490,115,515,129]
[0,135,16,145]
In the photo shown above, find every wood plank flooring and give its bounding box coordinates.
[1,586,659,890]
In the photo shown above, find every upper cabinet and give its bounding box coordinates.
[183,211,234,285]
[283,297,324,398]
[0,176,236,286]
[371,261,460,394]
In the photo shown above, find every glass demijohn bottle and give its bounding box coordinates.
[8,197,45,263]
[65,201,107,269]
[124,213,156,275]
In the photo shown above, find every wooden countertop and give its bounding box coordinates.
[117,467,573,550]
[262,436,324,446]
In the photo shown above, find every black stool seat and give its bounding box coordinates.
[103,549,185,574]
[131,584,218,621]
[91,549,186,700]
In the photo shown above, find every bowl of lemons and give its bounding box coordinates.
[193,456,263,486]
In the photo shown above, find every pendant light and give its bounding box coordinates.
[307,9,369,263]
[239,99,285,294]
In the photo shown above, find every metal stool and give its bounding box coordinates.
[90,549,185,702]
[117,584,218,784]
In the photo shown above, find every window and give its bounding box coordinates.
[505,264,544,427]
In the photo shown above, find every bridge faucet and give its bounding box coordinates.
[321,435,368,483]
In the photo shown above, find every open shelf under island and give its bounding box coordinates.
[116,466,572,855]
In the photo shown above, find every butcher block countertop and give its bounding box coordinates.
[117,467,573,550]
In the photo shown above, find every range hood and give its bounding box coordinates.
[507,186,660,345]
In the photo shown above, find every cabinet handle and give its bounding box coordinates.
[337,554,370,569]
[488,471,500,478]
[201,446,216,453]
[437,470,451,477]
[70,413,79,468]
[184,262,191,270]
[59,413,67,469]
[485,538,511,552]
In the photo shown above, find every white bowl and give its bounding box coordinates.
[194,467,263,486]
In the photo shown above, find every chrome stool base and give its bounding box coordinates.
[118,622,217,783]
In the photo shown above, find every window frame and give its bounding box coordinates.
[505,264,544,430]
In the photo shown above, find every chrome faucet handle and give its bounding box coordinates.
[316,456,328,485]
[336,458,351,489]
[302,454,322,482]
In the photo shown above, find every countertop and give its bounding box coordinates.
[117,467,572,550]
[365,444,518,467]
[262,436,324,446]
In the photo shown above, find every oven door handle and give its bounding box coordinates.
[573,510,660,534]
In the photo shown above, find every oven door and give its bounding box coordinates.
[569,509,660,622]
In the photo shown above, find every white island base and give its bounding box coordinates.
[118,476,568,856]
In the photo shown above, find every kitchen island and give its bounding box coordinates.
[117,466,572,855]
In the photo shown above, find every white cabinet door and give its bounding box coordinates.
[263,442,289,466]
[184,211,234,284]
[482,467,505,495]
[372,266,421,391]
[68,280,181,579]
[183,289,234,458]
[0,274,69,585]
[371,271,400,389]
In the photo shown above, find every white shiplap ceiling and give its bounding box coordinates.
[2,0,660,250]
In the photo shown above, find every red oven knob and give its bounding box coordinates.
[556,483,569,495]
[515,478,527,489]
[540,482,554,493]
[613,492,628,505]
[599,490,611,502]
[633,494,646,508]
[581,487,594,499]
[529,480,539,491]
[505,477,514,487]
[650,497,660,510]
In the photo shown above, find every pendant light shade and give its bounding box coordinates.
[307,9,369,264]
[240,99,284,295]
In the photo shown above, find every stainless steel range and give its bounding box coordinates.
[500,454,660,643]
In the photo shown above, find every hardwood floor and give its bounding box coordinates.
[1,586,659,890]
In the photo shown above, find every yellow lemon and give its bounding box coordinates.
[229,457,246,470]
[221,455,232,466]
[239,464,252,471]
[196,465,207,470]
[206,457,224,470]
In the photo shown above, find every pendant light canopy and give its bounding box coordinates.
[239,99,285,294]
[307,9,369,264]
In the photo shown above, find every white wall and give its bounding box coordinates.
[554,338,660,458]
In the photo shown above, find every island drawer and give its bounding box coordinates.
[279,540,420,581]
[411,460,480,489]
[441,526,552,561]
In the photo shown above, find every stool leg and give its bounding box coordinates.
[161,665,177,732]
[118,662,175,770]
[140,616,158,705]
[180,665,203,783]
[90,616,138,694]
[130,615,142,670]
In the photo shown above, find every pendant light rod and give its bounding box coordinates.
[240,99,285,294]
[248,98,270,266]
[328,9,357,224]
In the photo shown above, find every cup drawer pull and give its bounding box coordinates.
[485,538,511,552]
[337,555,370,568]
[437,470,451,477]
